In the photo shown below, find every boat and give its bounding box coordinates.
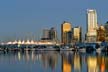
[60,46,74,51]
[36,45,60,51]
[79,48,86,53]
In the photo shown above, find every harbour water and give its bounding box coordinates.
[0,51,108,72]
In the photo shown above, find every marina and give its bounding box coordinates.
[0,0,107,72]
[0,41,108,53]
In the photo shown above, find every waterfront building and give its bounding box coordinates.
[40,27,58,44]
[49,27,57,41]
[41,29,50,40]
[86,9,98,42]
[73,26,82,42]
[61,21,72,44]
[67,31,73,44]
[97,25,105,42]
[104,21,108,42]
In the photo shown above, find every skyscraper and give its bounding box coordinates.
[104,21,108,42]
[61,21,72,44]
[97,25,105,42]
[41,27,58,42]
[41,29,50,40]
[49,27,57,41]
[73,26,82,42]
[86,9,98,42]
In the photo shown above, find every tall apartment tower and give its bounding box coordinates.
[61,21,72,44]
[41,29,50,40]
[41,27,58,42]
[49,27,57,41]
[73,26,82,42]
[104,21,108,42]
[86,9,98,42]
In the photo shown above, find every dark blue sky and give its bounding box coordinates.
[0,0,108,41]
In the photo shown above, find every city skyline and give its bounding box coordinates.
[0,0,108,42]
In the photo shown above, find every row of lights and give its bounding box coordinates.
[1,40,57,45]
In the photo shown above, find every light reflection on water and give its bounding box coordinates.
[0,51,108,72]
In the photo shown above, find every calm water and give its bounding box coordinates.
[0,51,108,72]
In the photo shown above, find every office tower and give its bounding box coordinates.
[49,27,57,41]
[67,31,73,44]
[61,21,72,44]
[104,21,108,42]
[41,29,50,40]
[41,27,58,42]
[97,25,105,42]
[73,26,82,42]
[86,9,98,42]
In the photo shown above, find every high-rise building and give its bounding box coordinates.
[61,21,72,44]
[104,21,108,42]
[67,31,73,44]
[86,9,98,42]
[41,27,58,42]
[97,25,105,42]
[49,27,57,41]
[41,29,50,40]
[73,26,82,42]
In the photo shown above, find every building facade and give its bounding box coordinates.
[97,25,105,42]
[61,21,72,44]
[73,26,82,42]
[104,21,108,42]
[86,9,98,42]
[49,27,57,41]
[41,27,58,43]
[41,29,50,40]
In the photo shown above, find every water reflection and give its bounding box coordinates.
[0,51,108,72]
[41,51,58,71]
[74,53,81,72]
[87,56,98,72]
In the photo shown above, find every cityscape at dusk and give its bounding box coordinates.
[0,0,108,42]
[0,0,108,72]
[0,9,108,45]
